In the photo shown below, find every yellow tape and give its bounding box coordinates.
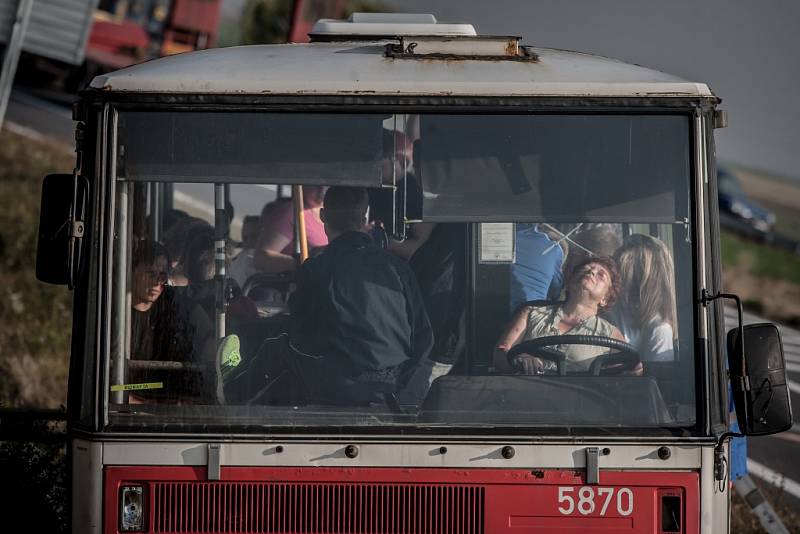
[110,382,164,392]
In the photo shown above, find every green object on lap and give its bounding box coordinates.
[217,334,241,379]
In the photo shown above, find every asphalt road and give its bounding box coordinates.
[4,86,74,145]
[7,85,800,512]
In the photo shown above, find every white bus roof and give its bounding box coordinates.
[90,41,714,99]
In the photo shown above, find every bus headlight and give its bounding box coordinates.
[120,485,144,532]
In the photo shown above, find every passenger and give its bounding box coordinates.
[560,225,622,290]
[183,233,216,286]
[389,222,468,384]
[288,187,434,405]
[612,234,676,362]
[163,209,190,236]
[183,233,257,322]
[127,240,205,400]
[127,239,240,402]
[240,214,261,250]
[227,202,283,289]
[165,218,214,286]
[254,186,328,273]
[493,257,637,375]
[509,223,565,314]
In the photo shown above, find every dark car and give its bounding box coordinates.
[717,168,775,235]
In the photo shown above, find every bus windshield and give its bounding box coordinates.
[106,111,697,434]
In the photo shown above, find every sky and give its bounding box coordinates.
[216,0,800,179]
[377,0,800,180]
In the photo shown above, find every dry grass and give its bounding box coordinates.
[731,480,800,533]
[721,231,800,326]
[0,129,74,408]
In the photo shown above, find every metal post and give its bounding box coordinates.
[112,181,129,404]
[0,0,34,129]
[214,184,226,340]
[292,185,308,262]
[148,182,162,242]
[223,183,231,238]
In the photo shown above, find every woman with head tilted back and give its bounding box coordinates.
[613,234,677,363]
[494,256,632,375]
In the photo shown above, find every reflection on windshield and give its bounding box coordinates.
[108,113,696,432]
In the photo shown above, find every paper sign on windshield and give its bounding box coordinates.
[479,223,515,263]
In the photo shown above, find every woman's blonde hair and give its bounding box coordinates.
[614,234,677,332]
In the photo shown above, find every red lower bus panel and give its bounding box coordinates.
[105,466,698,534]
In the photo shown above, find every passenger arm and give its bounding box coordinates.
[389,222,435,260]
[493,306,532,372]
[253,231,296,273]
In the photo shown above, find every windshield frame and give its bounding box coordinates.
[91,97,715,438]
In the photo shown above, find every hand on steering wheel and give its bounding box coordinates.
[507,335,641,376]
[514,354,547,375]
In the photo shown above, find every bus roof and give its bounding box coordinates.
[89,41,714,99]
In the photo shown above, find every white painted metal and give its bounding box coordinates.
[89,43,713,98]
[102,440,704,470]
[700,444,729,534]
[311,13,476,38]
[0,0,98,65]
[72,439,103,534]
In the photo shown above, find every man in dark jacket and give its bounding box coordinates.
[288,186,434,405]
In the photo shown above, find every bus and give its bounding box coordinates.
[35,13,793,534]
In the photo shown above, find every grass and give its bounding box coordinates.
[0,129,74,408]
[721,231,800,286]
[720,230,800,325]
[731,479,800,533]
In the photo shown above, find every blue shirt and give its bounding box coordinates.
[509,224,564,314]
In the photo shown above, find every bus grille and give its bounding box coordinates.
[151,482,485,534]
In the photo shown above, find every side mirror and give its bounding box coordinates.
[35,173,88,287]
[727,323,793,436]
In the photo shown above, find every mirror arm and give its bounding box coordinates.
[67,169,86,290]
[702,290,751,483]
[713,430,745,482]
[701,289,750,391]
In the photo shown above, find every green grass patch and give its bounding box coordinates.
[721,230,800,286]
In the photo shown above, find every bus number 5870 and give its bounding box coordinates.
[557,486,634,516]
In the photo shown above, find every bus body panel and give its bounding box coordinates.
[101,440,705,470]
[73,438,104,534]
[104,464,702,534]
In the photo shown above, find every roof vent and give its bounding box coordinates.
[309,12,477,41]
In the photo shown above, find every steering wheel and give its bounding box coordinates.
[506,335,641,376]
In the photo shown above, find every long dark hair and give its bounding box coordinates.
[132,239,170,269]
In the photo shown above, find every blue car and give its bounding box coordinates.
[717,169,775,235]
